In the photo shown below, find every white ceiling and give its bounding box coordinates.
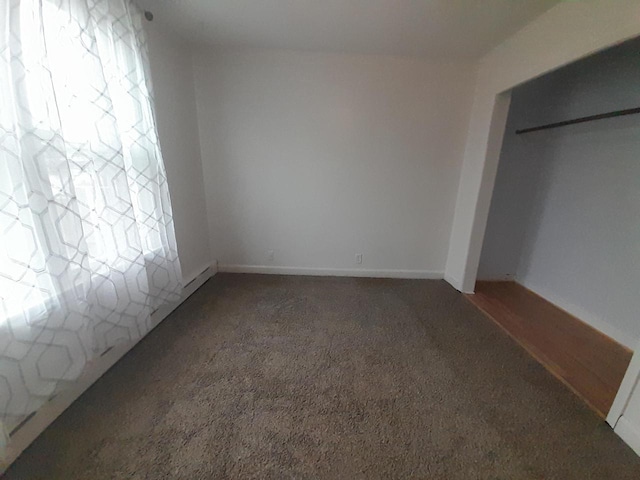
[136,0,559,59]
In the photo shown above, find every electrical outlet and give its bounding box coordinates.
[268,250,275,262]
[355,253,363,265]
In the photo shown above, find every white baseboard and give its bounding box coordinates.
[615,417,640,457]
[2,265,216,472]
[475,274,515,282]
[444,272,467,292]
[218,264,443,280]
[182,261,217,288]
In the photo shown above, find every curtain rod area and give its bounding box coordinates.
[515,106,640,135]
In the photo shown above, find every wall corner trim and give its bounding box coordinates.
[444,272,471,293]
[614,417,640,457]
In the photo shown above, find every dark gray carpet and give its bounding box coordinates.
[5,274,640,479]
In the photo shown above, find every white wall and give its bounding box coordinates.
[445,0,640,293]
[478,38,640,349]
[616,380,640,456]
[145,24,212,282]
[193,49,475,276]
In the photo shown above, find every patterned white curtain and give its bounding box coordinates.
[0,0,182,445]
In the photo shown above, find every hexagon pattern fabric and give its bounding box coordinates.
[0,0,182,440]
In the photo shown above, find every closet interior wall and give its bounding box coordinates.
[477,37,640,350]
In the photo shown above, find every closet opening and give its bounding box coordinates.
[469,36,640,418]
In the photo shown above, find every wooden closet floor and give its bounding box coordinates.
[466,281,633,418]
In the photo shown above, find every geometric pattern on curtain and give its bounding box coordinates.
[0,0,182,438]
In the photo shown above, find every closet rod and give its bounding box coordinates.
[515,106,640,135]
